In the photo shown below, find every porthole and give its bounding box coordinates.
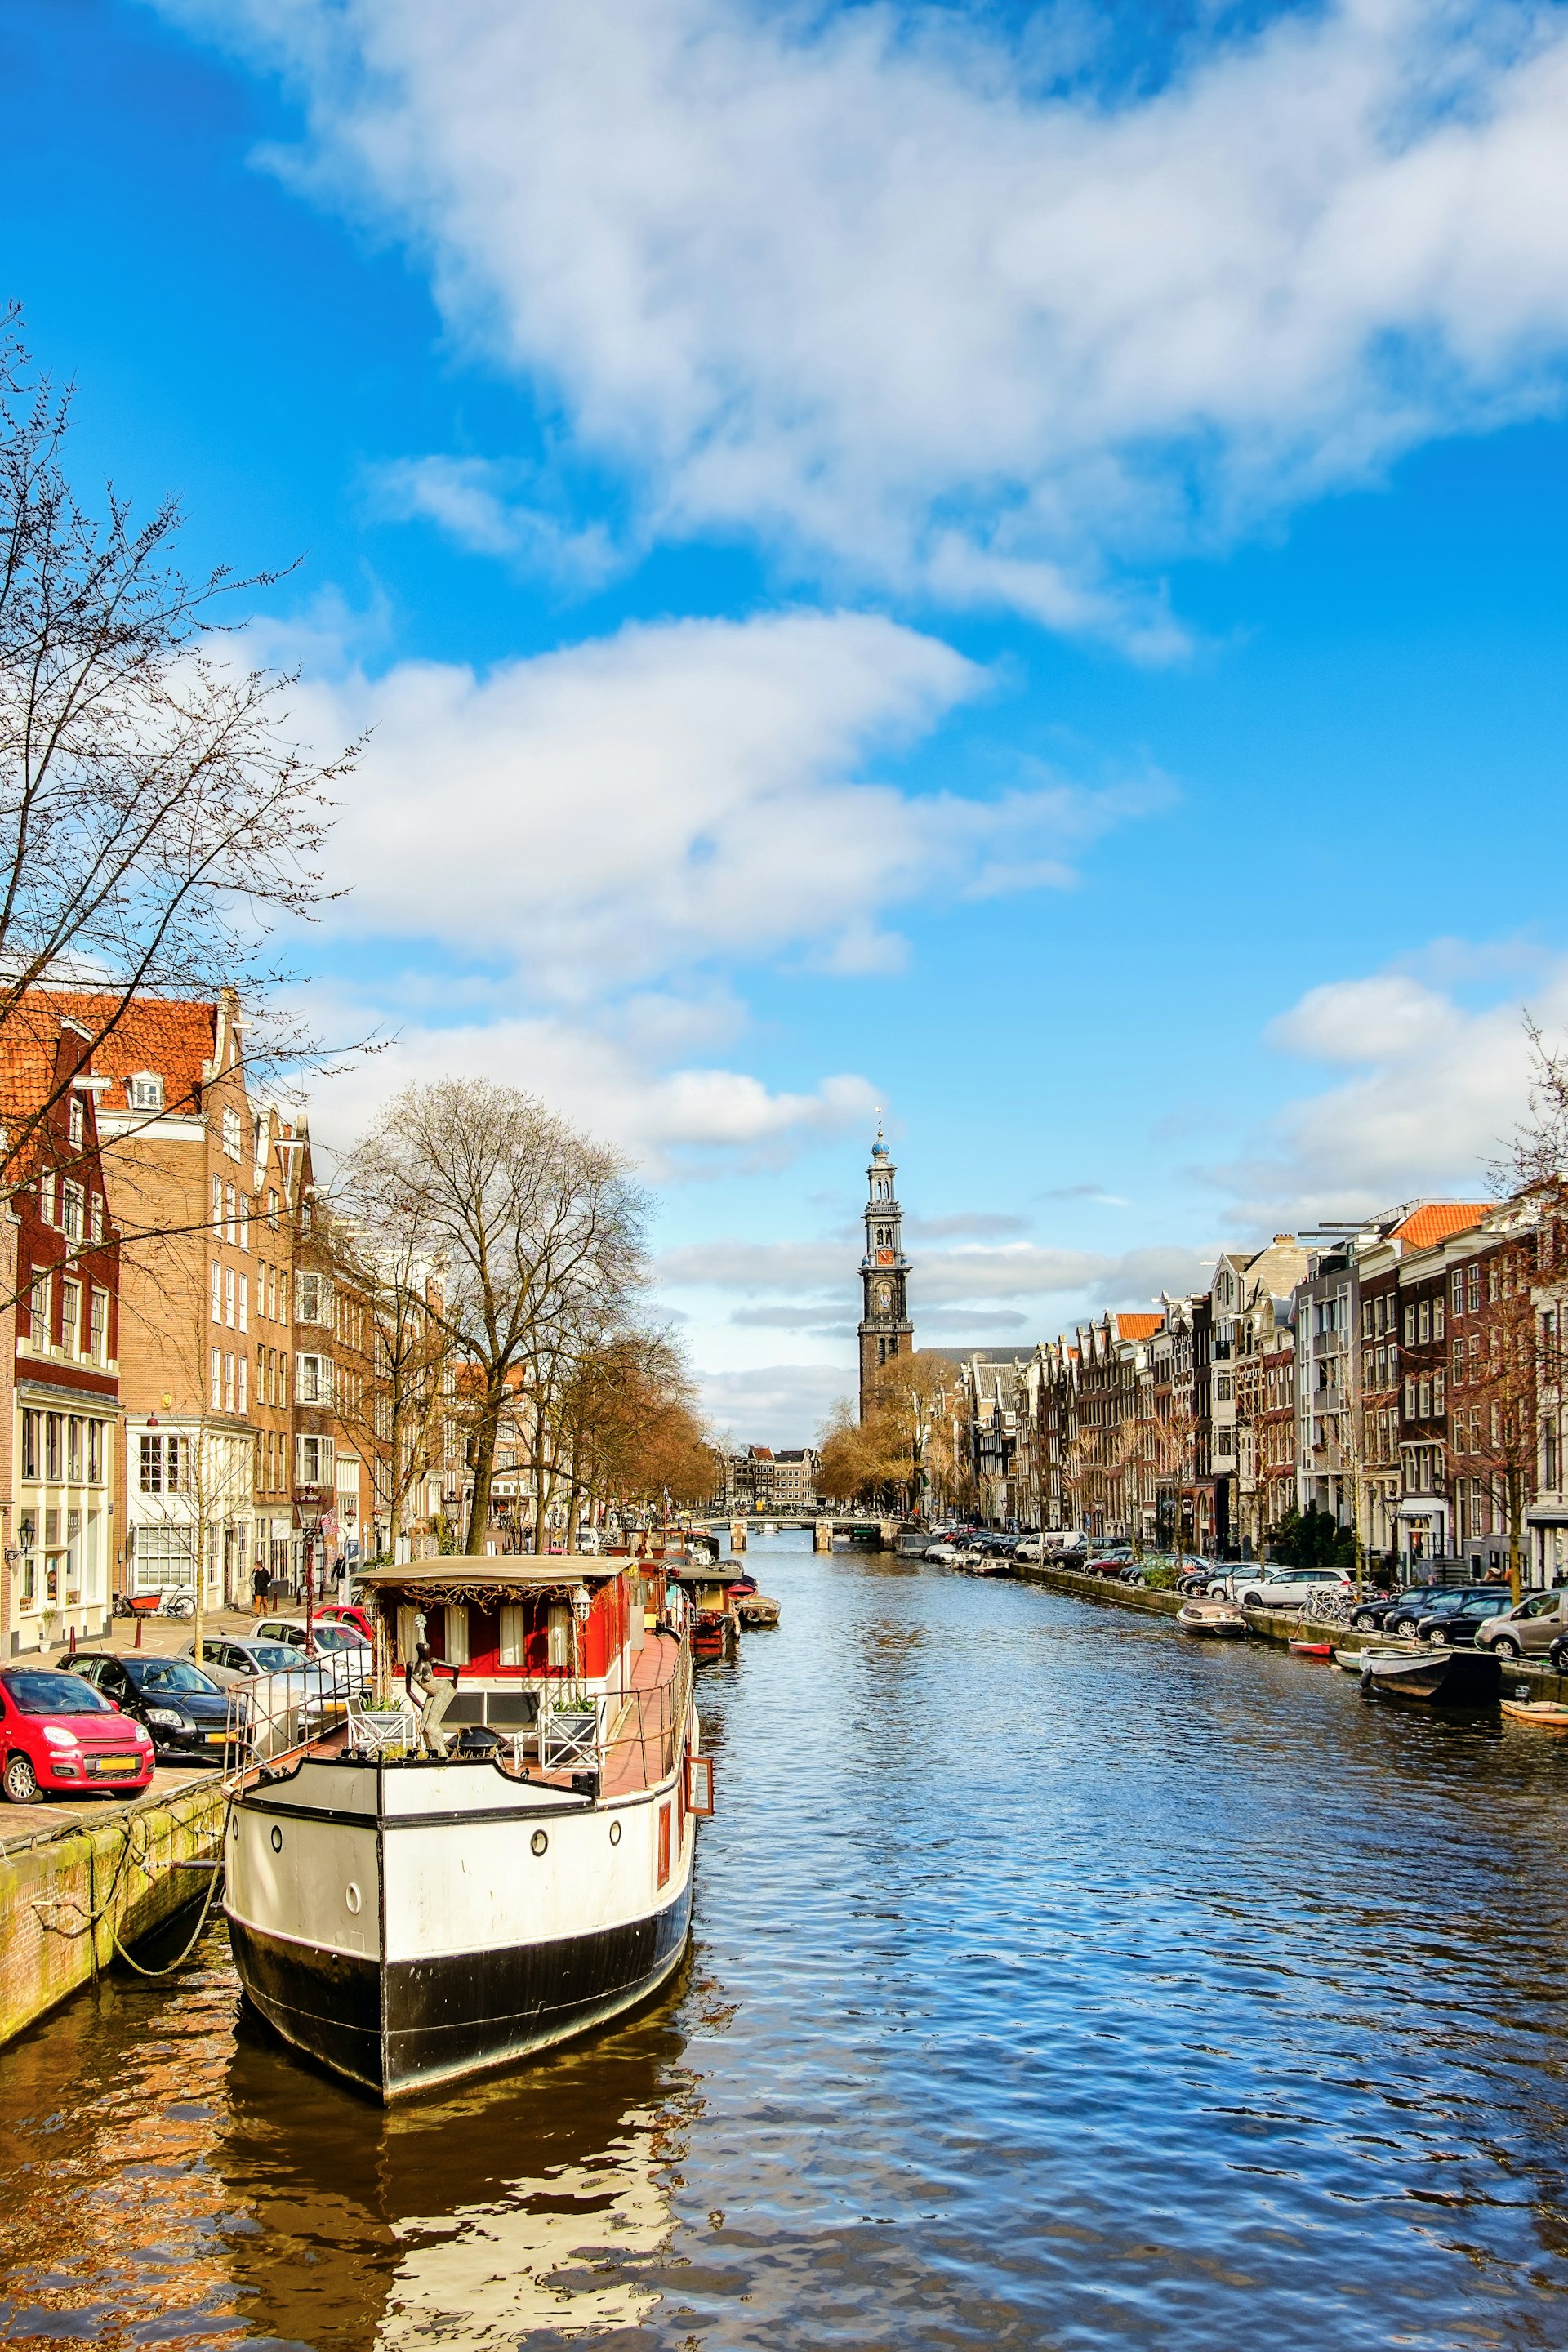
[531,1829,549,1858]
[270,1825,283,1853]
[608,1819,621,1846]
[345,1882,362,1915]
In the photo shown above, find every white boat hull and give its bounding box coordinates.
[225,1755,697,2100]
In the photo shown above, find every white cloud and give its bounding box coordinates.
[1215,953,1568,1224]
[369,456,617,586]
[278,608,1148,992]
[696,1358,852,1446]
[164,0,1568,636]
[659,1234,1210,1310]
[304,1003,876,1181]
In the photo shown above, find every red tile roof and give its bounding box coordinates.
[1113,1312,1162,1341]
[3,989,216,1116]
[1392,1202,1491,1252]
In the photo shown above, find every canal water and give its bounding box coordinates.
[3,1537,1568,2350]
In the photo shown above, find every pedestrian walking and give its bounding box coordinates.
[252,1560,271,1618]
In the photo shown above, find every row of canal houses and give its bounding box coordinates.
[963,1190,1568,1587]
[0,985,464,1658]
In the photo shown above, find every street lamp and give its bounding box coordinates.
[295,1485,326,1656]
[570,1580,593,1682]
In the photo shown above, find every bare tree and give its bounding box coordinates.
[317,1205,455,1560]
[1453,1227,1544,1601]
[546,1325,713,1535]
[343,1081,648,1557]
[0,313,354,1209]
[1492,1016,1568,1195]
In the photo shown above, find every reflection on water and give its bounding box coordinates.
[3,1532,1568,2350]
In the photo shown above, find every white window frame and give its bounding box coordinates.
[222,1105,242,1160]
[295,1433,335,1487]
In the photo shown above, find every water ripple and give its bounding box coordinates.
[1,1543,1566,2349]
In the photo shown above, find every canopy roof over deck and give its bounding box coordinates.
[361,1557,627,1588]
[358,1558,644,1609]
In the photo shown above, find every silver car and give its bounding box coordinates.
[1473,1587,1568,1659]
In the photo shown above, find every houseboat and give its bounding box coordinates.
[224,1557,706,2100]
[674,1562,742,1661]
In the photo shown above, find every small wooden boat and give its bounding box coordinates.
[1500,1697,1568,1730]
[1359,1644,1500,1704]
[1289,1639,1334,1659]
[734,1592,781,1628]
[1177,1597,1248,1637]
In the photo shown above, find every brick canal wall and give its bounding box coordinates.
[1016,1561,1568,1702]
[0,1774,228,2049]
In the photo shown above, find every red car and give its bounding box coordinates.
[0,1666,155,1803]
[315,1601,375,1645]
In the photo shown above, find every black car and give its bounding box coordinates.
[1410,1592,1516,1647]
[68,1651,239,1762]
[1349,1581,1454,1633]
[1382,1584,1496,1638]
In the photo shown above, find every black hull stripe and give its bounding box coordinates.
[229,1877,694,2100]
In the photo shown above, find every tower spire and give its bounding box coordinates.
[856,1120,913,1421]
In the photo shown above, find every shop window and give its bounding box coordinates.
[136,1525,197,1590]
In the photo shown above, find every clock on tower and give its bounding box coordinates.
[858,1118,914,1422]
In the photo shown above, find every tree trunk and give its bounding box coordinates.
[465,1391,503,1554]
[1508,1468,1524,1604]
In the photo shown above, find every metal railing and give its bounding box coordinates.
[225,1636,697,1796]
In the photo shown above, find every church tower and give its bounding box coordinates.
[858,1118,914,1420]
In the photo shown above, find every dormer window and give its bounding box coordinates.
[222,1106,242,1160]
[127,1071,163,1112]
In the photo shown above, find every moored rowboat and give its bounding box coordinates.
[1289,1639,1334,1659]
[1500,1697,1568,1730]
[1359,1643,1500,1703]
[1177,1597,1248,1637]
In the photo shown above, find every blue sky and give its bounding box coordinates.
[10,0,1568,1439]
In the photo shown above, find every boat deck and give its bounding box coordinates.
[276,1629,691,1802]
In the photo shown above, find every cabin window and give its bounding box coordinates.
[498,1605,527,1666]
[547,1603,571,1670]
[396,1606,420,1663]
[444,1605,470,1666]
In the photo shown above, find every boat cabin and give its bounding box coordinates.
[357,1556,671,1753]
